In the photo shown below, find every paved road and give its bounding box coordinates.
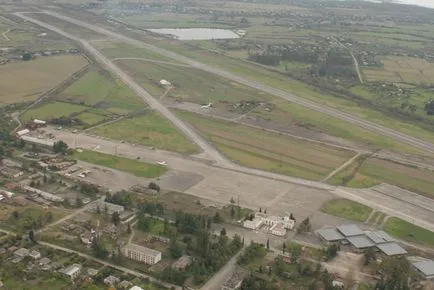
[15,12,434,233]
[34,10,434,154]
[36,241,181,289]
[15,12,230,167]
[200,248,244,290]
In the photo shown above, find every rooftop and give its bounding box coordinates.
[347,235,375,249]
[377,242,408,256]
[365,231,395,244]
[412,260,434,277]
[337,224,364,237]
[172,255,193,269]
[60,264,82,276]
[316,228,345,241]
[129,286,144,290]
[124,243,161,257]
[14,248,29,257]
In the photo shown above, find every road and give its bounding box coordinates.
[333,37,364,84]
[2,28,10,41]
[36,241,181,290]
[322,152,362,182]
[14,12,434,232]
[15,12,230,167]
[200,248,245,290]
[29,10,434,154]
[36,196,106,234]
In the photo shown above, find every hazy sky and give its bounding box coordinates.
[396,0,434,8]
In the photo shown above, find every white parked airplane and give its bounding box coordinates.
[156,161,167,166]
[201,102,212,109]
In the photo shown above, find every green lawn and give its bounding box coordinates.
[176,110,355,180]
[61,70,146,113]
[76,112,107,126]
[321,198,373,222]
[62,70,113,105]
[74,150,167,178]
[384,217,434,247]
[21,102,87,122]
[89,111,199,154]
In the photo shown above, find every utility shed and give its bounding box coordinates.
[337,224,364,237]
[365,231,395,244]
[347,236,375,249]
[412,260,434,280]
[377,242,408,256]
[316,228,345,242]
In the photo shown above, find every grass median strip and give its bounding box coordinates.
[384,217,434,248]
[321,198,373,222]
[74,149,167,178]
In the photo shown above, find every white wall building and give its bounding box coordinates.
[122,244,162,265]
[60,264,82,280]
[243,217,263,230]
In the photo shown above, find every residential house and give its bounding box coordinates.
[14,248,29,258]
[29,250,41,260]
[60,264,82,280]
[104,275,120,286]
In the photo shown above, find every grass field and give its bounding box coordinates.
[350,158,434,198]
[150,41,434,148]
[117,58,274,104]
[74,149,167,178]
[176,110,354,180]
[89,111,199,154]
[95,40,175,62]
[0,55,88,105]
[21,101,88,122]
[61,70,145,113]
[76,112,106,125]
[384,217,434,247]
[321,198,373,222]
[363,56,434,85]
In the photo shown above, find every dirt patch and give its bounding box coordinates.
[155,170,203,192]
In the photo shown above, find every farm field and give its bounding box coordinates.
[176,110,355,180]
[0,55,88,105]
[89,111,199,154]
[74,149,167,178]
[321,198,373,222]
[384,217,434,247]
[362,56,434,85]
[21,101,88,122]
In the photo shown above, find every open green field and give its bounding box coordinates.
[21,101,88,122]
[350,158,434,198]
[74,149,167,178]
[95,40,175,62]
[89,111,199,154]
[176,110,354,180]
[116,58,274,104]
[22,69,147,126]
[150,40,434,146]
[363,56,434,85]
[0,55,88,105]
[321,198,373,222]
[61,70,146,113]
[384,217,434,247]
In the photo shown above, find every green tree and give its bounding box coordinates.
[220,228,226,236]
[169,240,183,259]
[91,239,109,259]
[364,247,376,265]
[22,52,32,61]
[425,100,434,115]
[111,211,120,226]
[53,140,68,155]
